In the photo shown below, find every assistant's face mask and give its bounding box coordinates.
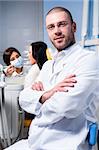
[10,56,24,68]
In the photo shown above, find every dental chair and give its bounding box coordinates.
[88,123,98,145]
[88,123,99,150]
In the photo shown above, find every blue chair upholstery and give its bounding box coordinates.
[88,123,98,146]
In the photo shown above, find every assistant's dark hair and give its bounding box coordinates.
[46,6,73,23]
[31,41,48,70]
[3,47,21,66]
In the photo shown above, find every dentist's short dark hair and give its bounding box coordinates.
[46,6,73,23]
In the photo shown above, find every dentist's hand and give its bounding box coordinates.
[52,74,77,92]
[40,74,77,103]
[32,74,77,104]
[4,65,15,76]
[32,81,44,91]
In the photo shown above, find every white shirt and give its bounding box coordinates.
[11,70,23,77]
[8,43,99,150]
[24,64,40,88]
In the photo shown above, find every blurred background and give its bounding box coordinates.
[1,0,98,65]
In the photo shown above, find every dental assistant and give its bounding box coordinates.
[3,47,24,77]
[5,7,99,150]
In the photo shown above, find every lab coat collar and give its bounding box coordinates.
[53,43,79,63]
[11,70,23,77]
[50,43,80,81]
[57,43,79,56]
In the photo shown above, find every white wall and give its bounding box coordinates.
[0,1,44,65]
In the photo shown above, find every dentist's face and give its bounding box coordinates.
[46,11,76,51]
[10,51,20,62]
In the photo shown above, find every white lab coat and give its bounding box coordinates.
[24,64,40,88]
[5,43,99,150]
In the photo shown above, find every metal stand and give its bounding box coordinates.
[0,81,11,147]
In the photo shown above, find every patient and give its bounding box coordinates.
[23,41,48,128]
[3,47,24,77]
[24,41,48,88]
